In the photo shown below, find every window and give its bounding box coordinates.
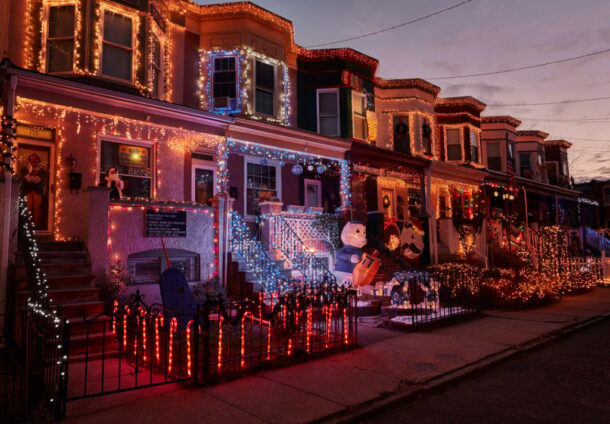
[421,118,432,155]
[213,57,237,109]
[149,33,162,98]
[487,143,502,171]
[547,163,558,185]
[470,130,479,163]
[192,160,216,206]
[102,11,133,81]
[351,91,367,140]
[446,128,461,161]
[47,5,75,73]
[100,139,153,199]
[128,249,200,284]
[246,161,279,215]
[255,60,275,116]
[317,89,339,136]
[393,116,410,154]
[520,153,532,178]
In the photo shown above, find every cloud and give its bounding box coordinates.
[442,82,509,100]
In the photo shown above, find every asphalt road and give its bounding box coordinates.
[363,318,610,424]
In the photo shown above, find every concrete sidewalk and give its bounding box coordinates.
[63,288,610,424]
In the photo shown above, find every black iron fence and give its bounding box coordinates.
[385,270,482,330]
[67,286,357,400]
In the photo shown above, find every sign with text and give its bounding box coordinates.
[145,210,187,238]
[119,145,149,168]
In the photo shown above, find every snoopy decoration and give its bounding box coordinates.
[334,221,367,286]
[400,221,425,261]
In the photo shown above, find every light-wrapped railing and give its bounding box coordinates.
[279,213,340,254]
[230,211,287,293]
[584,227,610,255]
[264,215,336,287]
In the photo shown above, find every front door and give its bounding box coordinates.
[15,139,55,233]
[191,160,216,206]
[304,179,321,209]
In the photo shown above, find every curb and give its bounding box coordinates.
[312,312,610,424]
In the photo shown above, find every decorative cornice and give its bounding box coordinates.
[546,139,572,149]
[436,96,487,112]
[374,78,441,96]
[298,48,379,71]
[517,130,549,140]
[481,115,521,127]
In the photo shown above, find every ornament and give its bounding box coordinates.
[260,158,268,166]
[494,191,499,197]
[307,165,314,172]
[279,161,285,167]
[291,164,303,175]
[316,165,326,174]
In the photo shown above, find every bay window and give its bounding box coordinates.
[255,60,275,116]
[317,89,339,136]
[47,5,75,73]
[102,11,133,81]
[446,128,462,161]
[351,91,367,140]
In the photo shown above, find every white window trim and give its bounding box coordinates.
[253,58,277,118]
[191,159,217,203]
[243,155,282,219]
[211,54,239,110]
[304,178,322,209]
[351,91,367,141]
[43,1,78,74]
[316,88,340,136]
[444,125,464,162]
[99,4,138,84]
[148,22,165,99]
[96,134,156,198]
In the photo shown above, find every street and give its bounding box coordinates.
[363,318,610,424]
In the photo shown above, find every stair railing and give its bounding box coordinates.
[229,211,287,294]
[584,227,610,255]
[264,215,336,287]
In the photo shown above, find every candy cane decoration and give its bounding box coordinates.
[217,314,223,372]
[155,315,164,364]
[186,320,193,377]
[168,317,178,374]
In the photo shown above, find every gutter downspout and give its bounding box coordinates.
[0,73,17,348]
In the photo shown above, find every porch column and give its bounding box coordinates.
[419,167,432,266]
[216,136,229,193]
[214,192,234,290]
[0,73,17,346]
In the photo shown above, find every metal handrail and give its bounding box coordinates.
[264,214,336,287]
[230,211,287,293]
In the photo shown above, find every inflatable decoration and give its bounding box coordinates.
[334,221,367,286]
[353,250,380,288]
[400,220,425,260]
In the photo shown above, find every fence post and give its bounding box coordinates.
[202,298,210,380]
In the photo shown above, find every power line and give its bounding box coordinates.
[426,47,610,80]
[487,95,610,107]
[305,0,473,48]
[520,117,610,123]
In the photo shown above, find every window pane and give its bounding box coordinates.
[487,143,500,156]
[152,35,161,67]
[353,116,366,140]
[49,6,74,38]
[470,130,478,147]
[48,40,73,72]
[255,61,274,91]
[213,57,236,100]
[102,44,131,80]
[421,119,432,154]
[447,144,462,161]
[319,116,338,136]
[446,129,460,145]
[104,11,132,47]
[352,92,364,115]
[393,116,410,154]
[319,92,338,115]
[488,157,502,171]
[256,88,274,115]
[520,153,531,166]
[246,162,277,215]
[471,146,479,162]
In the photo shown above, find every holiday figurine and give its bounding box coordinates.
[400,220,425,262]
[99,167,124,200]
[334,221,367,286]
[20,153,47,229]
[353,250,380,288]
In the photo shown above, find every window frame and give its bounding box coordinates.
[99,6,137,83]
[148,23,165,99]
[420,117,433,156]
[254,59,276,117]
[44,2,77,74]
[351,90,368,141]
[96,134,156,200]
[444,126,463,162]
[243,155,282,219]
[316,88,340,136]
[469,129,480,163]
[519,152,533,178]
[212,55,238,110]
[191,159,217,205]
[392,114,411,154]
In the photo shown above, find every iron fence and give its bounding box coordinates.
[67,286,357,400]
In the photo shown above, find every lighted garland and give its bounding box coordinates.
[0,113,16,173]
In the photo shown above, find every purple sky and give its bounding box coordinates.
[196,0,610,182]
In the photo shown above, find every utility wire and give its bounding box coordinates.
[487,95,610,107]
[426,47,610,79]
[305,0,473,48]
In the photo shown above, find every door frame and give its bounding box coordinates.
[15,137,56,235]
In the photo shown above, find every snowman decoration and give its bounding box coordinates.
[334,221,367,287]
[400,220,425,261]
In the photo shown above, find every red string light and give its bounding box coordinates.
[168,317,178,374]
[186,320,193,377]
[217,314,223,373]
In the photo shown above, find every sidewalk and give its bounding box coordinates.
[63,288,610,424]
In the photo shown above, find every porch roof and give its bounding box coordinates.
[485,171,582,200]
[348,141,430,172]
[430,161,488,186]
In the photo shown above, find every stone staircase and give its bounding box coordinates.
[14,238,114,361]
